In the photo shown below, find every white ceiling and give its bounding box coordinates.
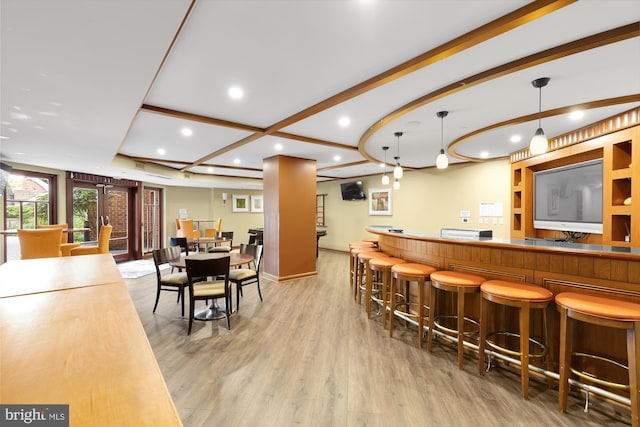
[2,0,639,190]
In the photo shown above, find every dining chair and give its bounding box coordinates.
[169,237,189,272]
[185,256,232,334]
[178,219,200,239]
[17,228,63,259]
[70,224,112,256]
[210,231,234,253]
[38,223,68,243]
[205,217,222,238]
[230,243,264,311]
[152,247,189,316]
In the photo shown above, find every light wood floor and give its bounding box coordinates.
[126,250,631,426]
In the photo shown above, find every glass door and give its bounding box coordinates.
[71,183,134,262]
[143,187,162,254]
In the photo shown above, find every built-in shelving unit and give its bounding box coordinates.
[510,108,639,246]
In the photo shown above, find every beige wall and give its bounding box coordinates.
[164,186,265,247]
[2,159,509,260]
[317,159,511,251]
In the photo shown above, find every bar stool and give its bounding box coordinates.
[427,270,486,369]
[356,251,390,304]
[556,292,640,425]
[389,263,437,347]
[350,246,380,296]
[478,280,553,400]
[367,256,406,324]
[349,241,376,287]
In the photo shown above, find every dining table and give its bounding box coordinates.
[170,252,254,320]
[0,253,183,426]
[186,236,229,252]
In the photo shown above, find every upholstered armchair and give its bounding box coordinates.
[70,225,112,256]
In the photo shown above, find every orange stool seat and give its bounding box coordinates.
[350,246,379,289]
[478,280,553,400]
[556,292,640,425]
[368,257,406,323]
[427,270,486,369]
[389,263,437,348]
[356,251,390,304]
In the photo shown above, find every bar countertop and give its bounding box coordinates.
[366,226,640,260]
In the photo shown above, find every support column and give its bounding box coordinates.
[263,155,317,281]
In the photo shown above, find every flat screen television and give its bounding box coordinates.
[533,159,603,234]
[340,181,366,200]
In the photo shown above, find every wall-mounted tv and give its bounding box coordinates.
[340,181,366,200]
[533,159,603,234]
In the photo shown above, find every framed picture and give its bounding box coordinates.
[232,194,249,212]
[369,188,392,216]
[251,195,264,213]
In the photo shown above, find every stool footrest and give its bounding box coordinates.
[433,315,479,339]
[485,331,547,359]
[569,352,629,391]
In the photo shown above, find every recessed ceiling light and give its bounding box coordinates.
[228,86,244,99]
[333,155,341,161]
[569,110,584,121]
[480,151,489,158]
[338,116,350,127]
[510,134,522,143]
[181,127,192,137]
[379,162,385,168]
[274,143,283,151]
[157,148,166,155]
[207,167,214,173]
[233,158,241,165]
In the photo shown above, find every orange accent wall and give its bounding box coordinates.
[263,155,317,280]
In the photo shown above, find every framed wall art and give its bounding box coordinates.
[251,195,264,213]
[232,194,249,212]
[369,188,392,216]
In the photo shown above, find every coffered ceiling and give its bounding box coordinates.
[2,0,639,190]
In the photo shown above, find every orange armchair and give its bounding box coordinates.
[178,219,200,240]
[204,218,222,237]
[17,228,62,259]
[70,225,112,256]
[38,223,69,243]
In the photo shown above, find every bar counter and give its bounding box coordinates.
[366,226,640,396]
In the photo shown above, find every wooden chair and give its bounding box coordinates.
[17,228,62,259]
[70,225,112,256]
[230,244,263,311]
[210,231,234,253]
[152,247,189,316]
[185,256,232,334]
[169,237,189,255]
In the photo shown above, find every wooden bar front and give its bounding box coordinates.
[367,227,640,394]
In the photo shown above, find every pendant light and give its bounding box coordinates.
[436,111,449,169]
[529,77,550,155]
[393,131,403,179]
[381,146,390,185]
[393,178,400,190]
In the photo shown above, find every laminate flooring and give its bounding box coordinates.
[126,250,630,426]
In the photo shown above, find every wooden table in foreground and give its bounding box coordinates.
[0,255,183,426]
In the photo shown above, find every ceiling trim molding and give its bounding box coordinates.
[357,22,640,165]
[509,105,640,163]
[156,0,574,172]
[450,96,640,162]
